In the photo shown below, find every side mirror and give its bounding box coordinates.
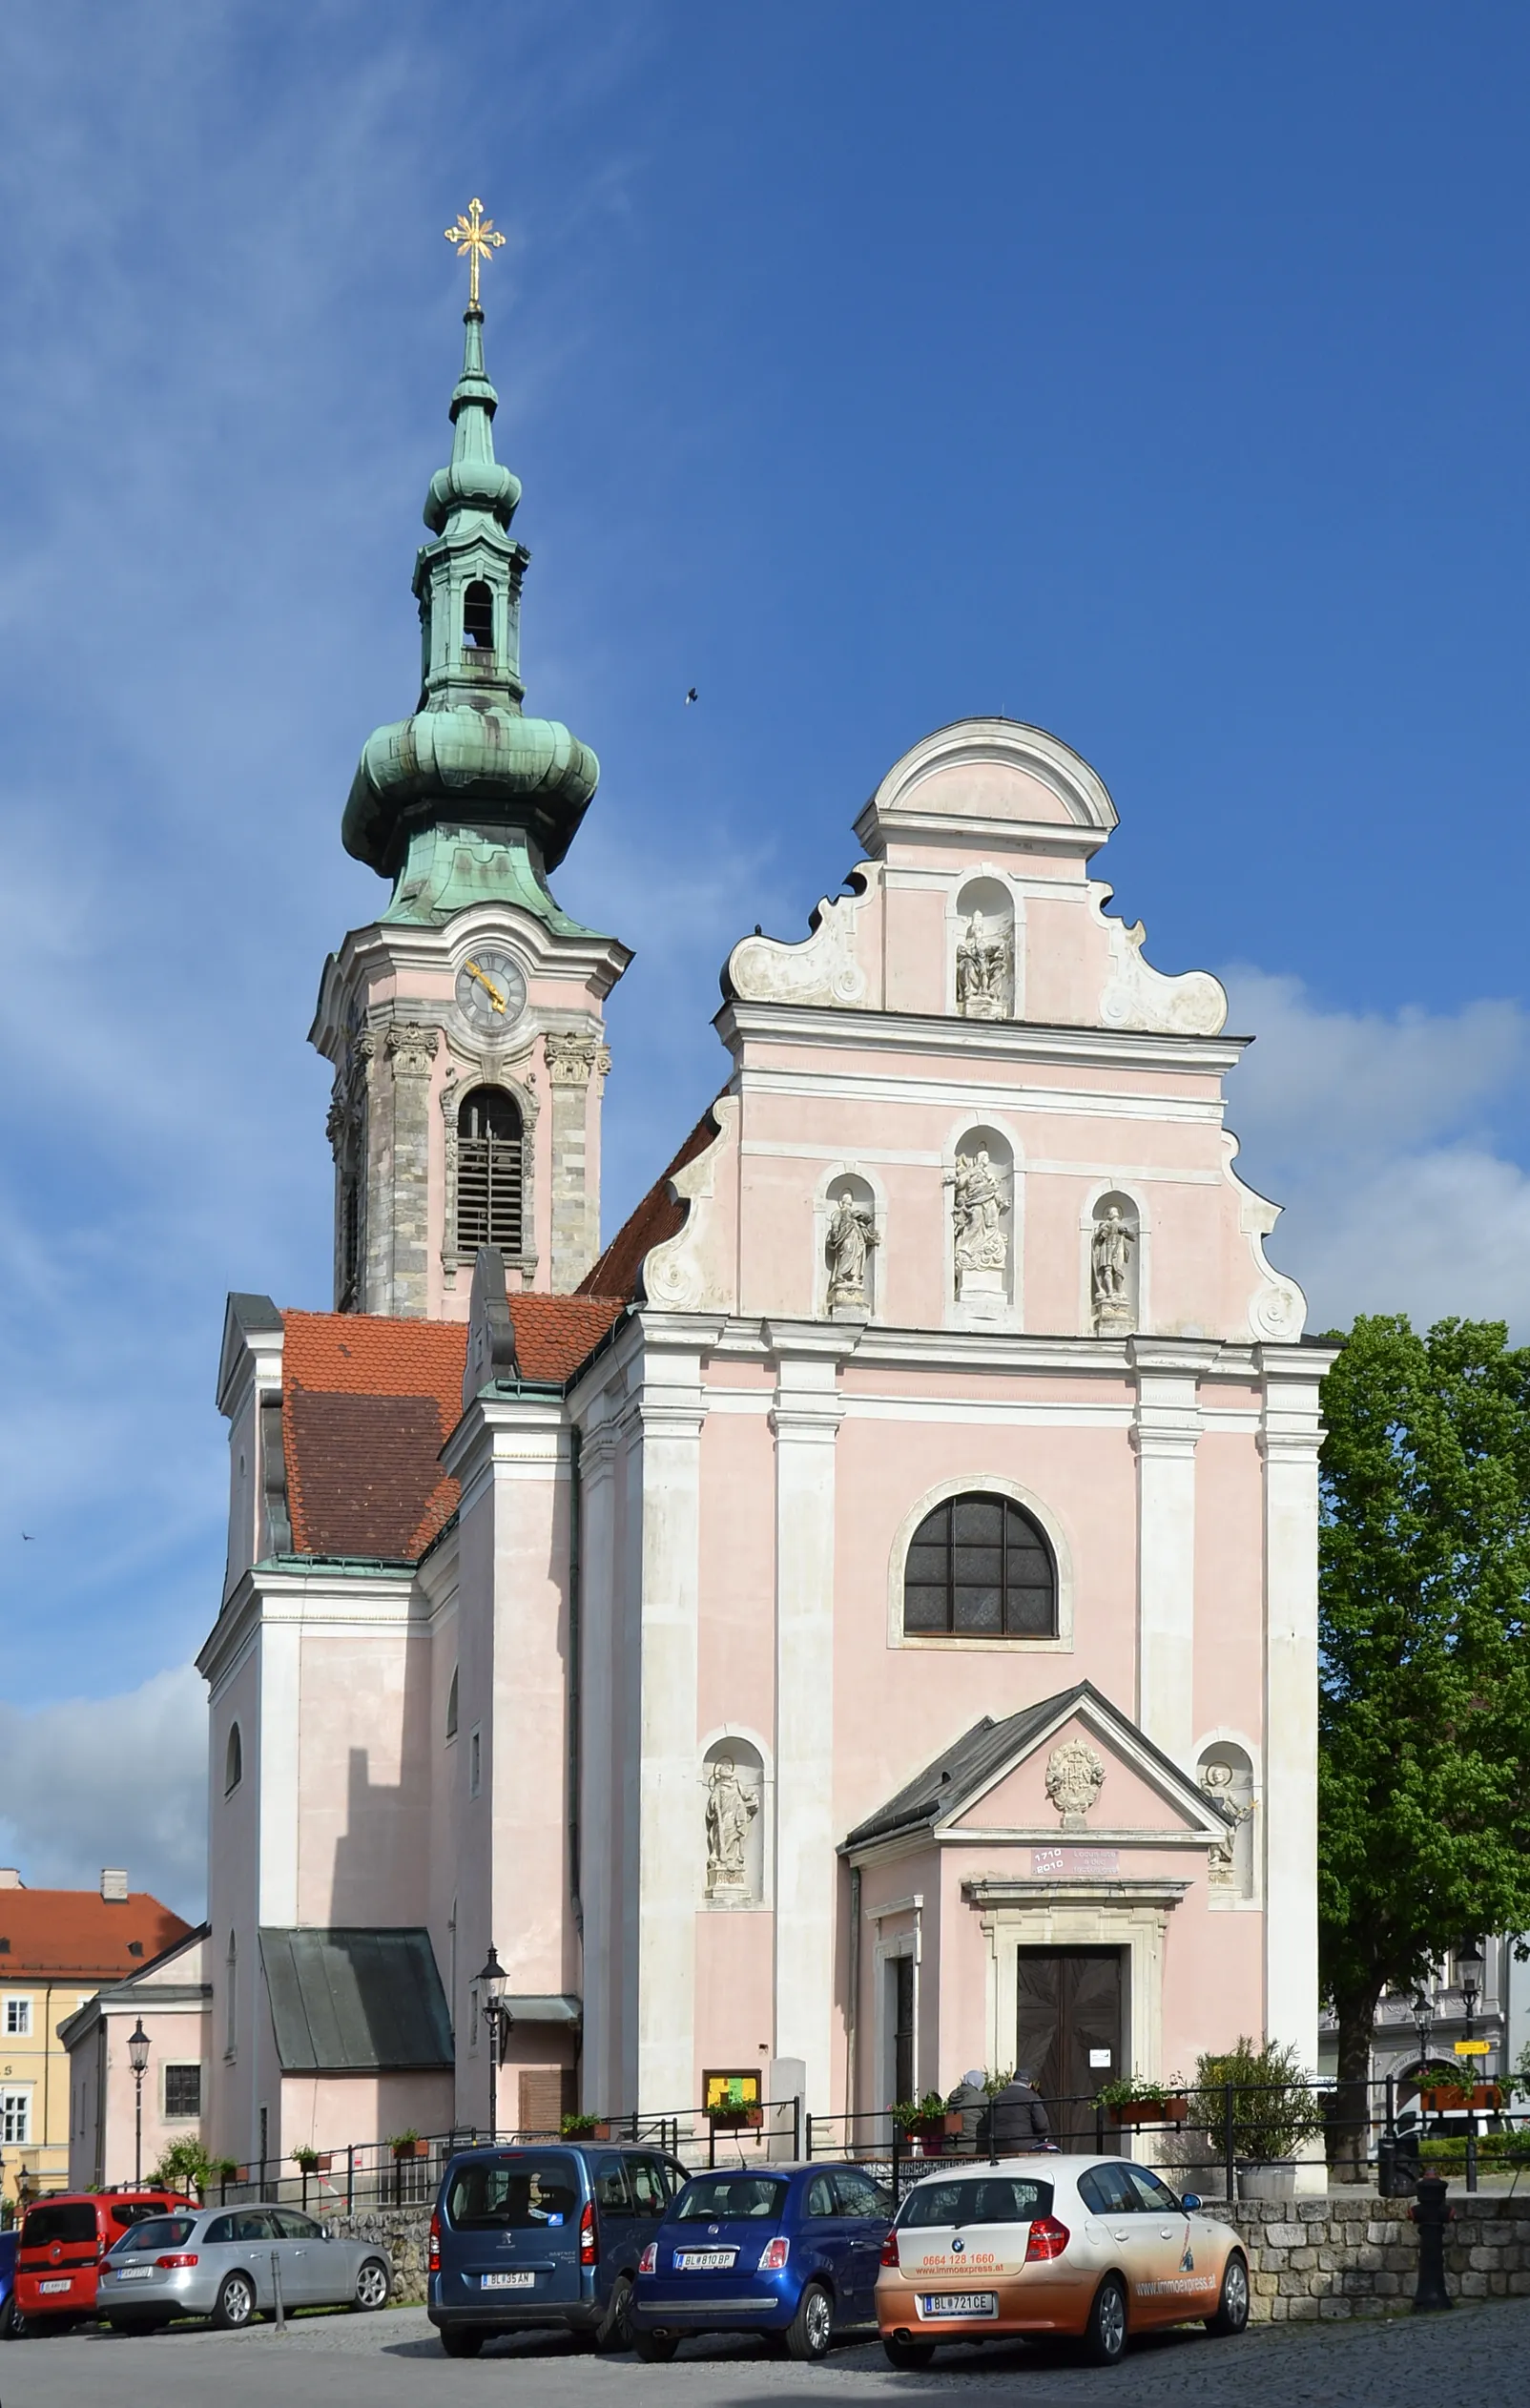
[1181,2194,1203,2212]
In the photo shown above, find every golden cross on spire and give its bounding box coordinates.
[445,197,506,311]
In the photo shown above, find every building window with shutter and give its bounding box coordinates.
[456,1087,524,1256]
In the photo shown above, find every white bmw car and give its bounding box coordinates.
[877,2155,1250,2368]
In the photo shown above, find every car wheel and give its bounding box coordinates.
[440,2325,484,2357]
[1081,2273,1128,2366]
[0,2295,25,2340]
[1205,2251,1250,2337]
[213,2271,258,2332]
[352,2256,390,2312]
[632,2330,678,2363]
[882,2333,937,2370]
[594,2275,635,2352]
[786,2281,835,2363]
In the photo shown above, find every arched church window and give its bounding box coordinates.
[456,1087,523,1255]
[224,1722,243,1796]
[445,1667,459,1742]
[462,581,495,653]
[225,1932,238,2056]
[902,1492,1055,1638]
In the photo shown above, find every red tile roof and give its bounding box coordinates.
[0,1890,194,1980]
[279,1297,628,1562]
[578,1102,724,1300]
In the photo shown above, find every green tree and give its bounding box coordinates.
[1319,1314,1530,2172]
[148,2134,215,2198]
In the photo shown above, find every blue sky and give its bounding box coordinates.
[2,1,1529,1909]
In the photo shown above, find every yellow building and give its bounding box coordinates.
[0,1869,192,2209]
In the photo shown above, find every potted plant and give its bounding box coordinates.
[710,2104,764,2130]
[1193,2037,1325,2199]
[387,2128,428,2160]
[892,2092,964,2146]
[560,2113,611,2140]
[1096,2077,1189,2127]
[292,2145,321,2172]
[1420,2081,1501,2112]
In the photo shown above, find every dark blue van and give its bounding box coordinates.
[428,2142,686,2357]
[630,2162,893,2361]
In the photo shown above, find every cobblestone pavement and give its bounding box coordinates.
[4,2296,1528,2408]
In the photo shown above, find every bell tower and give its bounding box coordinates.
[310,204,631,1317]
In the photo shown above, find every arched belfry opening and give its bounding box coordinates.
[462,579,495,654]
[456,1086,524,1256]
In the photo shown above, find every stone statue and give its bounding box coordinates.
[705,1754,759,1894]
[1044,1737,1106,1832]
[1200,1759,1255,1888]
[825,1188,878,1313]
[956,910,1012,1021]
[950,1148,1009,1290]
[1090,1204,1136,1332]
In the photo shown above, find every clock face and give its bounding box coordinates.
[454,945,527,1036]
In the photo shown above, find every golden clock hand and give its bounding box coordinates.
[464,959,507,1013]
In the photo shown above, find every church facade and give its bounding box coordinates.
[198,283,1332,2171]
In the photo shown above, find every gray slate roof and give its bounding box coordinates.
[841,1679,1193,1850]
[258,1927,453,2073]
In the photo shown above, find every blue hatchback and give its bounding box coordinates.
[0,2230,16,2340]
[630,2162,893,2361]
[428,2142,687,2357]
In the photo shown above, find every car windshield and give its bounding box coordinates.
[446,2154,581,2232]
[674,2175,789,2222]
[112,2217,198,2254]
[21,2202,97,2248]
[899,2176,1053,2228]
[111,2200,174,2229]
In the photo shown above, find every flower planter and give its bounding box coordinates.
[1236,2159,1298,2202]
[709,2107,764,2131]
[1108,2096,1188,2127]
[391,2140,429,2161]
[908,2112,965,2145]
[1420,2084,1500,2112]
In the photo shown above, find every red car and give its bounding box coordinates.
[14,2192,184,2330]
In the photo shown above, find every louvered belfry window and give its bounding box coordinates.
[903,1492,1056,1637]
[457,1086,524,1255]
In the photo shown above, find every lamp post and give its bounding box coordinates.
[127,2019,151,2189]
[475,1948,509,2144]
[1457,1939,1485,2193]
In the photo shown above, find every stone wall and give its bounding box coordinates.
[333,2191,1530,2318]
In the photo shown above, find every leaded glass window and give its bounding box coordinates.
[902,1493,1055,1638]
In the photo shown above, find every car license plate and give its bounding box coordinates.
[920,2291,999,2318]
[114,2267,154,2282]
[480,2272,535,2290]
[674,2250,736,2271]
[38,2279,72,2294]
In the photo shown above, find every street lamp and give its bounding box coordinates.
[127,2019,151,2188]
[475,1947,510,2144]
[1457,1940,1486,2194]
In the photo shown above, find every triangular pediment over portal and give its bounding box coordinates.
[842,1680,1229,1858]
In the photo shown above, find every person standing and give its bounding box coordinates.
[945,2068,989,2154]
[984,2068,1050,2154]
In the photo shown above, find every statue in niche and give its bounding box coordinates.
[1091,1204,1137,1333]
[956,910,1012,1021]
[1200,1759,1255,1889]
[1044,1737,1106,1833]
[949,1147,1009,1293]
[825,1187,878,1313]
[705,1754,759,1895]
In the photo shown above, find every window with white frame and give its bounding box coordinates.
[163,2064,202,2120]
[6,1996,31,2036]
[1,2089,30,2143]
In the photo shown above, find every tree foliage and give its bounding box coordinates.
[1318,1314,1530,2103]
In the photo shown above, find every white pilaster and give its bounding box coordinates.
[575,1394,622,2111]
[257,1622,300,1926]
[1128,1340,1214,1766]
[632,1326,713,2112]
[766,1322,852,2111]
[1258,1345,1329,2065]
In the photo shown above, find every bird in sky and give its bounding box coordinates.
[685,686,698,705]
[21,1531,34,1541]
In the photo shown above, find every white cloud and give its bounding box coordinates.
[0,1666,205,1919]
[1223,967,1530,1333]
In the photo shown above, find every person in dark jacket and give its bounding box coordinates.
[945,2068,989,2153]
[984,2069,1051,2154]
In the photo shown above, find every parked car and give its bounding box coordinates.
[427,2141,687,2357]
[876,2157,1250,2368]
[0,2228,18,2338]
[96,2204,392,2332]
[629,2162,893,2361]
[13,2190,183,2332]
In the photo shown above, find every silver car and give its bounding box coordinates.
[97,2205,392,2332]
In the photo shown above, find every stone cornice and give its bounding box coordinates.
[715,998,1247,1078]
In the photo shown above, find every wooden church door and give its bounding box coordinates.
[1015,1948,1126,2149]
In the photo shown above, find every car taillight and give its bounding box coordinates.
[758,2235,789,2272]
[1024,2216,1070,2263]
[579,2200,598,2268]
[638,2242,656,2275]
[879,2229,899,2267]
[428,2212,441,2274]
[155,2254,199,2270]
